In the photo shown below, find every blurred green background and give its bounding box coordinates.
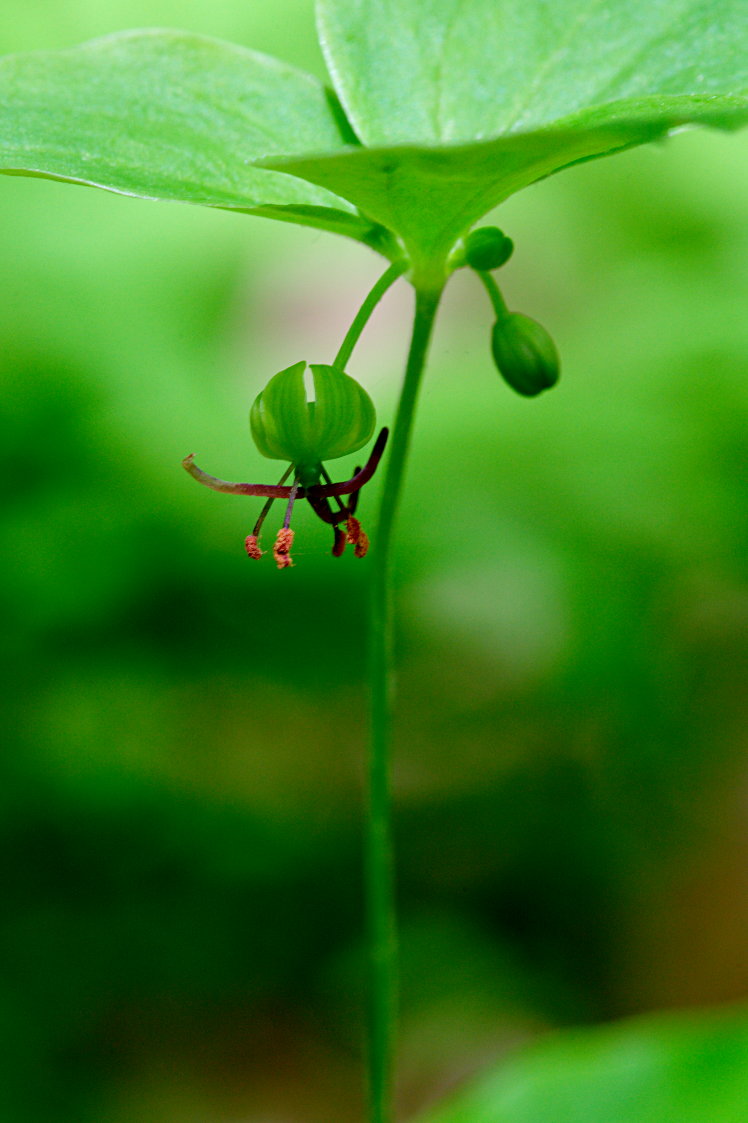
[3,3,748,1121]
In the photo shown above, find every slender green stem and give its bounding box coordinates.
[334,260,408,369]
[477,270,510,320]
[366,283,444,1123]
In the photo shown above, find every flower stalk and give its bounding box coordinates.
[365,283,443,1123]
[181,264,444,1122]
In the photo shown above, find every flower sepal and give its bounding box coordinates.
[250,361,375,467]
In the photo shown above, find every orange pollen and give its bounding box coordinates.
[354,529,370,558]
[346,517,369,558]
[245,534,263,560]
[273,527,295,569]
[346,516,362,544]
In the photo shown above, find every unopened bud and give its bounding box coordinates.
[491,313,560,397]
[465,227,514,272]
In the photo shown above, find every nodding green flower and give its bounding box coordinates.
[491,313,560,397]
[250,361,375,481]
[183,362,387,568]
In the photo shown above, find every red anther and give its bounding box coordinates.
[273,527,294,569]
[183,428,388,566]
[345,516,361,544]
[354,529,369,558]
[245,534,263,560]
[346,516,369,558]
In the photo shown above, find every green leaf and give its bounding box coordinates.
[0,29,386,248]
[420,1008,748,1123]
[257,114,680,267]
[3,7,748,268]
[267,0,748,268]
[317,0,748,145]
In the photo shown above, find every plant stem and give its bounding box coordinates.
[334,260,407,369]
[477,269,510,319]
[366,283,443,1123]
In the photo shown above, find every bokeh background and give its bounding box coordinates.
[2,2,748,1121]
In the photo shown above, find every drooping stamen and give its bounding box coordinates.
[245,464,289,552]
[245,534,263,560]
[184,429,384,563]
[273,482,300,569]
[282,482,300,530]
[346,516,370,558]
[273,527,294,568]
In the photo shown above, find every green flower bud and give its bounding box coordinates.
[465,226,514,272]
[250,361,376,467]
[491,314,560,397]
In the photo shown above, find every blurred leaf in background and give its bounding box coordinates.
[423,1006,748,1123]
[2,1,748,1121]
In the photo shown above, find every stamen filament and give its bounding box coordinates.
[283,482,300,529]
[252,464,294,536]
